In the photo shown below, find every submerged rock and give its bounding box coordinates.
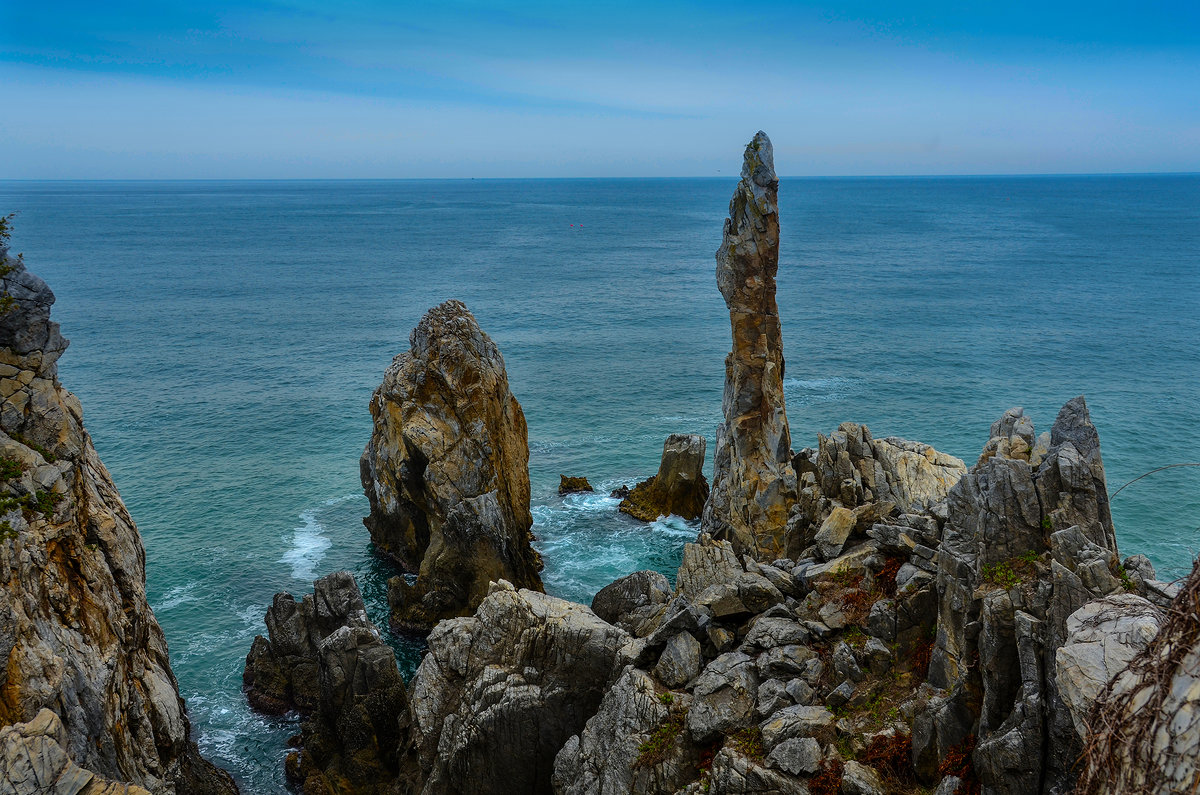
[360,299,544,630]
[702,131,798,559]
[0,252,235,794]
[619,434,709,521]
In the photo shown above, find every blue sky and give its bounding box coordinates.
[1,1,1197,177]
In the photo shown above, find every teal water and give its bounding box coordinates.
[0,176,1197,791]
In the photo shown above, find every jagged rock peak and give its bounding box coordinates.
[360,298,543,630]
[703,130,798,559]
[619,433,709,521]
[0,249,236,794]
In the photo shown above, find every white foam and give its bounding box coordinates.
[279,507,331,581]
[154,584,198,611]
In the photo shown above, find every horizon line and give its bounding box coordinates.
[1,171,1198,183]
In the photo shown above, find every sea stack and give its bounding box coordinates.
[702,131,798,559]
[0,249,236,793]
[360,299,544,630]
[619,434,709,521]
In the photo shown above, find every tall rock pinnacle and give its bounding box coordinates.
[701,131,798,558]
[361,299,544,630]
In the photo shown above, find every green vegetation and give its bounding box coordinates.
[0,456,24,480]
[1042,516,1054,531]
[8,432,56,463]
[634,715,685,769]
[0,213,18,315]
[729,727,764,761]
[1116,564,1137,593]
[0,489,60,520]
[657,691,674,705]
[982,550,1040,589]
[0,520,15,541]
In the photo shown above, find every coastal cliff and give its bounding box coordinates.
[360,299,544,630]
[0,243,236,794]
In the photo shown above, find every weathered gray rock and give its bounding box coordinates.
[702,131,799,560]
[1075,562,1200,795]
[243,570,373,714]
[686,652,759,742]
[408,581,628,794]
[1055,594,1163,741]
[590,569,672,635]
[676,534,784,617]
[655,631,702,688]
[0,253,234,794]
[553,667,698,795]
[707,746,808,794]
[764,736,821,775]
[841,760,885,795]
[759,705,835,751]
[619,434,709,521]
[0,709,152,795]
[361,299,544,629]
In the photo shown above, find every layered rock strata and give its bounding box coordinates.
[702,131,798,559]
[0,248,236,794]
[619,434,709,521]
[360,299,544,630]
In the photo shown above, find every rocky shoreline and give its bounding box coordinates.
[240,132,1197,794]
[1,132,1196,794]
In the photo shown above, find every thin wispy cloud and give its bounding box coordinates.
[1,0,1196,177]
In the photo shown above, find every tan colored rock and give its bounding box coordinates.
[619,434,709,521]
[0,253,235,794]
[0,709,153,795]
[361,299,543,630]
[814,506,855,560]
[702,131,798,559]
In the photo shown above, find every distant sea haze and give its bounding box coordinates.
[1,175,1196,791]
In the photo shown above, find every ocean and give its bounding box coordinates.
[0,175,1196,791]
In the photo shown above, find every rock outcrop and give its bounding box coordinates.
[407,581,629,794]
[702,131,798,559]
[242,570,376,714]
[0,248,236,793]
[619,434,709,521]
[559,476,594,495]
[360,299,544,630]
[1,709,152,795]
[1075,558,1200,795]
[244,572,408,794]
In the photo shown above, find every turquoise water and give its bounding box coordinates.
[0,176,1197,791]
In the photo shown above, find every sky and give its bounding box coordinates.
[1,1,1197,178]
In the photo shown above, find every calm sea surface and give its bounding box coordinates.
[1,176,1197,791]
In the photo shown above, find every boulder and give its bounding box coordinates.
[360,299,544,629]
[408,581,628,794]
[590,569,672,635]
[701,131,799,559]
[619,434,709,521]
[559,475,594,494]
[686,652,760,742]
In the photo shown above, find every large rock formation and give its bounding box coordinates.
[242,570,377,714]
[702,131,799,560]
[619,434,709,521]
[360,299,544,630]
[0,246,235,793]
[1,709,152,795]
[1075,559,1200,795]
[407,581,629,794]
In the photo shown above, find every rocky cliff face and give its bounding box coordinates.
[619,434,709,521]
[0,249,235,794]
[360,299,544,630]
[702,131,798,560]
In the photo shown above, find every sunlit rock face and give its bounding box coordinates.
[702,131,798,560]
[360,299,543,630]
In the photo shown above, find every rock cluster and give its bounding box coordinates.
[360,299,544,630]
[619,434,709,521]
[702,132,798,559]
[244,572,409,794]
[0,251,235,794]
